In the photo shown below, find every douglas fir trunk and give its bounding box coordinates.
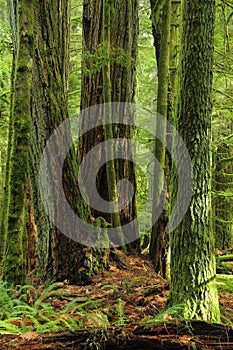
[169,0,220,322]
[30,0,92,283]
[79,0,138,247]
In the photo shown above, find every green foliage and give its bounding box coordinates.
[85,328,108,350]
[217,261,233,274]
[101,284,120,296]
[137,1,157,108]
[100,285,127,325]
[212,0,233,250]
[114,298,126,326]
[140,304,186,327]
[0,281,139,335]
[0,282,110,334]
[83,43,135,76]
[216,274,233,293]
[220,313,233,326]
[124,275,147,293]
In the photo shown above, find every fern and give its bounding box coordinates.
[140,304,186,327]
[115,298,127,326]
[101,284,120,296]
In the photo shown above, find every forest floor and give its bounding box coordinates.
[0,251,233,349]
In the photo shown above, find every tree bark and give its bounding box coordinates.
[30,0,92,284]
[0,0,18,262]
[2,0,34,285]
[169,0,220,322]
[213,132,233,251]
[79,0,138,247]
[149,0,171,277]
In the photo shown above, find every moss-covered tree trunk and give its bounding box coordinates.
[79,0,138,247]
[2,0,34,285]
[102,0,122,237]
[110,0,138,242]
[169,0,180,118]
[149,0,171,277]
[169,0,220,322]
[30,0,92,284]
[213,133,233,251]
[0,0,17,262]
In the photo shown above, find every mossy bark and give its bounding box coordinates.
[0,0,18,262]
[102,1,122,240]
[30,0,92,284]
[168,0,181,119]
[79,0,138,247]
[2,0,34,285]
[149,0,171,277]
[212,133,233,251]
[169,0,220,322]
[110,0,138,248]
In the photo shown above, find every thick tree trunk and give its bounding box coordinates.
[30,0,92,284]
[79,0,138,247]
[169,0,220,322]
[110,0,138,245]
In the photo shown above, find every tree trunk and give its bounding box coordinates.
[30,0,93,284]
[79,0,138,247]
[149,0,171,278]
[0,0,18,262]
[168,0,220,322]
[102,0,122,233]
[213,130,233,251]
[2,0,34,285]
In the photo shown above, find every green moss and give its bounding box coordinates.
[2,0,34,285]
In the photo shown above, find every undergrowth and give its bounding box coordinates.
[0,282,128,335]
[0,274,232,336]
[216,274,233,293]
[0,282,110,335]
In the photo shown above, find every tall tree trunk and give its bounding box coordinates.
[102,0,122,232]
[79,0,138,247]
[0,0,18,262]
[2,0,34,285]
[149,0,171,277]
[30,0,92,284]
[110,0,138,246]
[168,0,220,322]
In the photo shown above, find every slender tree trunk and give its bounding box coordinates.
[0,0,18,262]
[168,0,181,119]
[2,0,34,285]
[102,0,122,231]
[168,0,220,322]
[149,0,171,277]
[213,137,233,251]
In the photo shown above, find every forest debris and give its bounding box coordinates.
[20,332,39,341]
